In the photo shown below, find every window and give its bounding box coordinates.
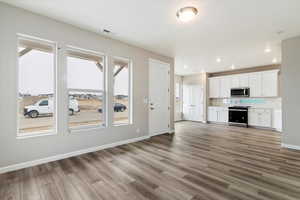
[39,100,48,106]
[67,48,105,130]
[18,36,56,135]
[113,58,132,125]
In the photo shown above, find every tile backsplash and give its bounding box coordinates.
[210,98,282,109]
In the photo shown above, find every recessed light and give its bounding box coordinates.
[216,58,221,63]
[183,65,188,69]
[176,7,198,22]
[264,48,271,53]
[272,58,278,63]
[231,64,235,70]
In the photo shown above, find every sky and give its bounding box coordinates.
[19,50,128,96]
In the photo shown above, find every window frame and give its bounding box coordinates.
[112,56,133,126]
[16,34,58,138]
[66,46,107,132]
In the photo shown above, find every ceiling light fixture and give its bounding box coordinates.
[231,64,235,70]
[264,47,271,53]
[216,58,221,63]
[183,65,188,69]
[272,58,278,63]
[176,7,198,22]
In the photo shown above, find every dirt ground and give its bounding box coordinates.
[19,97,129,134]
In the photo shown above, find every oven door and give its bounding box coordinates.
[229,109,248,124]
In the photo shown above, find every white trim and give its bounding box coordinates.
[150,129,171,137]
[0,135,150,174]
[148,58,171,137]
[16,34,58,137]
[281,143,300,151]
[65,47,107,131]
[169,129,175,133]
[112,57,133,126]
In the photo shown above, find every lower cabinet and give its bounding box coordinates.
[208,107,228,123]
[248,108,272,128]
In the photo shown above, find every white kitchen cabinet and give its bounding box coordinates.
[249,72,262,97]
[208,107,218,122]
[218,108,229,123]
[209,77,220,98]
[230,75,240,89]
[261,70,278,97]
[273,110,282,131]
[209,70,279,99]
[248,108,272,128]
[208,107,228,123]
[238,74,249,87]
[219,76,231,98]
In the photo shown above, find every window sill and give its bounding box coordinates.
[113,123,132,127]
[17,131,57,140]
[69,124,106,134]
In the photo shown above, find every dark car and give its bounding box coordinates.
[98,103,127,113]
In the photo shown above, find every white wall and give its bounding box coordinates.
[282,35,300,148]
[0,3,174,169]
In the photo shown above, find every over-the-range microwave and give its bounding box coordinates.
[230,88,250,97]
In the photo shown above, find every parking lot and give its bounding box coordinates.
[19,97,129,133]
[19,110,129,133]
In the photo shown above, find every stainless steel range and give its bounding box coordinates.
[228,106,250,127]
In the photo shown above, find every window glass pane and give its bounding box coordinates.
[67,53,104,128]
[18,39,54,134]
[113,59,130,125]
[67,56,103,90]
[68,91,103,127]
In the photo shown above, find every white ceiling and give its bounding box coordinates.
[2,0,300,75]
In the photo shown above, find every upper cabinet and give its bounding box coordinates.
[238,74,249,88]
[230,75,239,88]
[261,70,278,97]
[209,70,279,98]
[208,77,220,98]
[220,76,231,98]
[249,72,262,97]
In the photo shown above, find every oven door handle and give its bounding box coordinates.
[229,109,248,112]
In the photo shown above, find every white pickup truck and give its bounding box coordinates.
[24,98,80,118]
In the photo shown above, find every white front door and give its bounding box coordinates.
[149,59,170,136]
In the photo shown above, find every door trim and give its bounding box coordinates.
[148,58,171,137]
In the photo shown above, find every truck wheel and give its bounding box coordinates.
[69,109,74,116]
[29,110,39,118]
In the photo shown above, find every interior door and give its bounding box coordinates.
[183,84,204,122]
[149,59,170,136]
[183,84,192,120]
[191,85,203,121]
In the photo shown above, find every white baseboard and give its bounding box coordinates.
[281,143,300,151]
[169,129,175,133]
[0,135,150,174]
